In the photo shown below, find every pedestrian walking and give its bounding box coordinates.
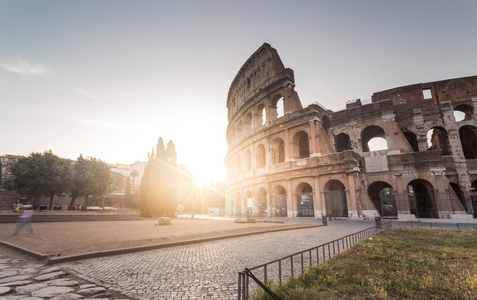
[12,205,34,235]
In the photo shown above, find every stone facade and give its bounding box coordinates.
[225,43,477,220]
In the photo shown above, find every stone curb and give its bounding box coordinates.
[0,240,49,261]
[47,224,321,264]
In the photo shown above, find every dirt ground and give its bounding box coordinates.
[0,218,313,257]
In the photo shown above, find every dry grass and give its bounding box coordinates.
[252,227,477,299]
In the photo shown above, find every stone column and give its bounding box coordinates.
[313,177,323,218]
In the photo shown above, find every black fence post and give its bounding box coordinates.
[375,216,382,229]
[322,215,327,226]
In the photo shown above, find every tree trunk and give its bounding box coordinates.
[48,195,54,210]
[69,196,77,210]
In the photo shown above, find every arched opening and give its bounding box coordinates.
[361,126,387,152]
[244,150,251,172]
[237,121,243,139]
[450,182,467,212]
[229,158,234,179]
[245,190,253,216]
[257,187,267,217]
[296,182,314,217]
[274,185,287,217]
[322,115,331,131]
[427,127,450,155]
[459,125,477,159]
[245,112,253,134]
[368,181,397,218]
[235,155,241,176]
[256,144,266,168]
[293,131,310,159]
[454,104,474,121]
[324,180,348,217]
[407,179,438,218]
[335,133,352,152]
[271,95,285,120]
[272,138,285,164]
[256,104,266,126]
[403,131,419,152]
[234,193,241,217]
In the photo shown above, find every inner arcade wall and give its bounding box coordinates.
[225,43,477,220]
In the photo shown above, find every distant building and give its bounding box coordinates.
[1,154,23,181]
[110,163,130,177]
[130,161,147,187]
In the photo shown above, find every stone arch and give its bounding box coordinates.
[368,181,397,218]
[449,182,467,212]
[427,126,450,155]
[459,125,477,159]
[293,131,310,159]
[234,192,242,217]
[237,120,243,139]
[235,154,241,176]
[402,130,419,152]
[361,125,387,152]
[296,182,314,217]
[407,179,438,218]
[274,185,287,217]
[256,144,266,168]
[244,150,252,172]
[454,104,474,121]
[256,103,266,126]
[244,190,253,216]
[271,138,285,164]
[324,179,348,217]
[257,187,268,217]
[271,94,285,120]
[229,157,235,179]
[335,133,352,152]
[322,115,331,131]
[245,112,253,134]
[230,126,235,144]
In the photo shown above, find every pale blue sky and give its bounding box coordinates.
[1,0,476,182]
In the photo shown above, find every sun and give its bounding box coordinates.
[194,174,211,187]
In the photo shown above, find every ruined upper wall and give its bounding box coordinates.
[371,76,477,125]
[227,43,294,114]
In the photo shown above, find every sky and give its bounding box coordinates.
[1,0,476,183]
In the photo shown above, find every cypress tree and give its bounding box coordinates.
[139,150,154,217]
[164,140,178,216]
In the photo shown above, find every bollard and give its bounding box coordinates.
[322,215,327,226]
[375,216,382,229]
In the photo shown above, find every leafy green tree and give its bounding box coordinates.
[12,151,72,210]
[130,169,139,190]
[68,155,112,210]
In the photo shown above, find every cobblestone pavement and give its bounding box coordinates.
[59,220,374,300]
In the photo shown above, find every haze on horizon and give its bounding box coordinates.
[1,0,476,183]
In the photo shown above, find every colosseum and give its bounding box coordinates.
[225,43,477,221]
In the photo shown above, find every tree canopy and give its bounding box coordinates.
[11,150,72,210]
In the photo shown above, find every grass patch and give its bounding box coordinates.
[251,227,477,299]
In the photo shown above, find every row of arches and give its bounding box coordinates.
[228,95,285,145]
[227,130,311,177]
[230,178,476,219]
[230,179,349,218]
[335,124,477,159]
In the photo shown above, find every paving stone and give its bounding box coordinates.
[0,280,32,287]
[34,270,66,281]
[0,286,12,295]
[39,266,62,275]
[50,293,84,300]
[91,292,111,298]
[22,298,44,300]
[0,275,31,284]
[0,259,12,264]
[15,282,48,294]
[79,283,95,289]
[47,278,79,287]
[31,286,75,298]
[0,270,18,279]
[76,287,107,296]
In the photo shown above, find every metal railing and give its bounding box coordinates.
[237,220,386,299]
[237,219,475,299]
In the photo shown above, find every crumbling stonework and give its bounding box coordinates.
[225,43,477,220]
